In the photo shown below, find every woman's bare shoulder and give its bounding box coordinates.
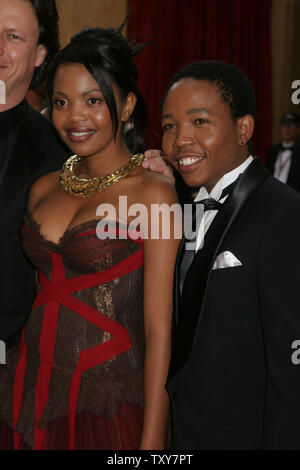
[28,170,60,211]
[136,169,178,205]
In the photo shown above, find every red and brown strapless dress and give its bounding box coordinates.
[0,213,144,450]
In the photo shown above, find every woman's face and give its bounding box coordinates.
[161,78,248,191]
[52,62,127,159]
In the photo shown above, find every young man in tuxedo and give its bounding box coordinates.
[0,0,67,348]
[159,60,300,449]
[266,112,300,191]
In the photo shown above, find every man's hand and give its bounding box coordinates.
[142,149,175,184]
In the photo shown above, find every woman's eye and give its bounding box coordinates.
[87,97,101,105]
[162,123,175,132]
[53,99,66,107]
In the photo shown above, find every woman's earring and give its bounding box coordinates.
[123,120,134,132]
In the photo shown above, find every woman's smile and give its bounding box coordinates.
[65,127,97,143]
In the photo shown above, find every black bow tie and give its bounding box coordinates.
[194,179,237,212]
[196,198,222,211]
[279,143,294,151]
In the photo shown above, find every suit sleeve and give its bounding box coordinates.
[259,200,300,449]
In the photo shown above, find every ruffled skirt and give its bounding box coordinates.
[0,347,144,450]
[0,403,143,450]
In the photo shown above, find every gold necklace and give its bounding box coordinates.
[60,153,144,198]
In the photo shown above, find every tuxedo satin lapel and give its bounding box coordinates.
[0,121,44,214]
[174,207,201,324]
[169,158,270,379]
[173,237,186,324]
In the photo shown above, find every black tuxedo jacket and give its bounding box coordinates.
[0,102,67,348]
[167,158,300,449]
[266,140,300,191]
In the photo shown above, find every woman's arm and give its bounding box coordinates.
[139,179,181,449]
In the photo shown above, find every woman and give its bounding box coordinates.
[0,27,180,450]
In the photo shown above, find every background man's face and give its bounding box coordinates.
[280,124,298,143]
[0,0,46,106]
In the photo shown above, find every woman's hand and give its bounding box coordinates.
[143,150,175,184]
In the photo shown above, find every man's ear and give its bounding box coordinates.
[35,44,47,68]
[121,92,137,122]
[237,114,255,145]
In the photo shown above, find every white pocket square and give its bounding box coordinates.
[212,251,242,270]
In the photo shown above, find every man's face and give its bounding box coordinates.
[280,123,298,143]
[161,78,252,191]
[0,0,47,108]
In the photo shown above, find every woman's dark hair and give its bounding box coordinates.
[27,0,60,89]
[162,60,256,153]
[47,27,147,154]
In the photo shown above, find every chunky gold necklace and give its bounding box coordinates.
[60,153,144,198]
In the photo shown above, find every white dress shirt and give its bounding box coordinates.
[193,155,253,252]
[273,142,294,184]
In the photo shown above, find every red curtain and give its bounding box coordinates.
[128,0,272,161]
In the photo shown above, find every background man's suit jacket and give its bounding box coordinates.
[266,140,300,191]
[167,158,300,449]
[0,102,67,348]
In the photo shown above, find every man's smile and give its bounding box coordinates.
[175,154,207,171]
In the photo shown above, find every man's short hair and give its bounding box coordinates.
[162,60,256,122]
[280,112,300,126]
[28,0,60,89]
[162,60,256,153]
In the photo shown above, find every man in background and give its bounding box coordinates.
[0,0,67,348]
[266,112,300,191]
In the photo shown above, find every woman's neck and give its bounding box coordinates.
[77,142,132,179]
